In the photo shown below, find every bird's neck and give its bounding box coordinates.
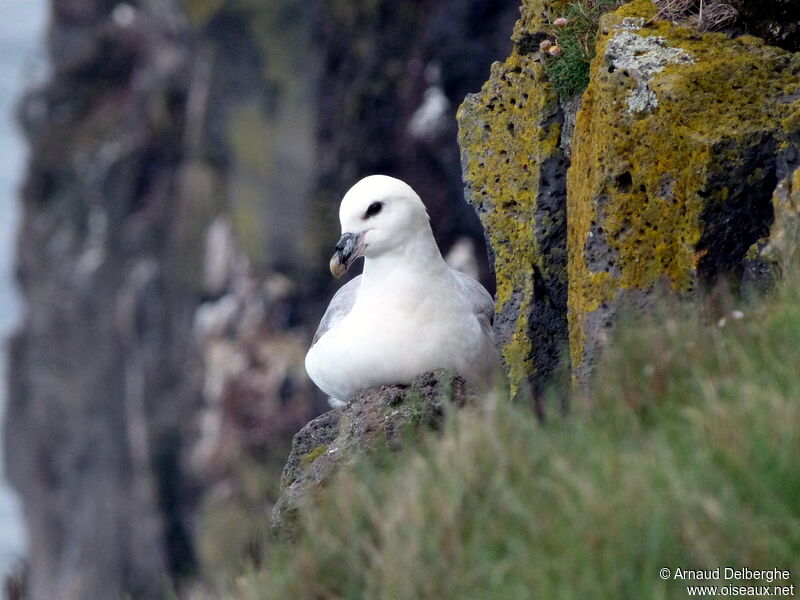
[361,227,449,295]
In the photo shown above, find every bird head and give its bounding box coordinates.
[329,175,430,278]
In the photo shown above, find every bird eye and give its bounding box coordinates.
[363,201,383,219]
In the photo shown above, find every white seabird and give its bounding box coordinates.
[305,175,501,407]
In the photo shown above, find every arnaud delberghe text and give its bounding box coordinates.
[673,568,791,583]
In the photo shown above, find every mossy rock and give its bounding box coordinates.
[271,371,467,539]
[567,0,800,383]
[458,0,570,403]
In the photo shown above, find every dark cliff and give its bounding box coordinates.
[8,1,199,597]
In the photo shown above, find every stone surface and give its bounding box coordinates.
[566,0,800,382]
[458,0,570,406]
[457,0,800,393]
[727,0,800,53]
[604,29,694,114]
[271,371,467,539]
[759,167,800,277]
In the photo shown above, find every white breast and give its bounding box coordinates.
[305,277,490,402]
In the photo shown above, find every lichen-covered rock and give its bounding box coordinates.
[457,0,570,404]
[759,167,800,275]
[271,371,466,538]
[567,0,800,382]
[604,26,695,114]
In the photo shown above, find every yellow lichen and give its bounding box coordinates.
[458,50,565,397]
[512,0,573,45]
[567,0,800,371]
[300,445,329,468]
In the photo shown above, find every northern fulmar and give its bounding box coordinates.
[305,175,501,407]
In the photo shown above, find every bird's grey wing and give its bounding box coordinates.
[311,275,362,346]
[452,269,495,332]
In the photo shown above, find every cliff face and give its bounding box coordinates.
[567,0,800,382]
[457,0,800,394]
[179,0,323,574]
[7,0,327,596]
[7,1,200,598]
[458,1,570,406]
[271,371,467,539]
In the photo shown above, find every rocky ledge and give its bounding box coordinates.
[271,370,468,538]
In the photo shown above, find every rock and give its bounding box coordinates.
[727,0,800,53]
[758,167,800,277]
[271,371,467,539]
[603,29,695,114]
[457,0,800,391]
[457,0,570,405]
[566,0,800,383]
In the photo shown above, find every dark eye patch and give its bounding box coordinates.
[363,201,383,219]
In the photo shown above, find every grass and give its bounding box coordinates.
[544,0,627,99]
[223,271,800,599]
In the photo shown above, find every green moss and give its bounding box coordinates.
[300,445,329,468]
[567,0,800,372]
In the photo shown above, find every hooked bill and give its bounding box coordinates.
[329,232,363,278]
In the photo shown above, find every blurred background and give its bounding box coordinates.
[0,0,522,597]
[0,0,45,582]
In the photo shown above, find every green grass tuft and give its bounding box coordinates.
[544,0,626,100]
